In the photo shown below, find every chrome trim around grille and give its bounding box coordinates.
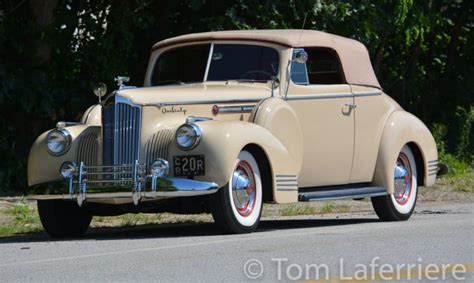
[102,94,142,166]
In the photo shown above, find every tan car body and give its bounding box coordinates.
[28,30,438,204]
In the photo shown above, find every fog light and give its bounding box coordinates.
[151,159,169,177]
[60,161,77,178]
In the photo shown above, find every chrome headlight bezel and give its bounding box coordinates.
[175,123,202,151]
[46,128,72,156]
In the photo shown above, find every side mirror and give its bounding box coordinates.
[93,82,107,103]
[295,50,308,64]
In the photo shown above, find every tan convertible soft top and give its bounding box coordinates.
[153,30,381,89]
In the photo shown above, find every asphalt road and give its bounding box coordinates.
[0,202,472,282]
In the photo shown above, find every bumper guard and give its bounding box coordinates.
[30,160,218,206]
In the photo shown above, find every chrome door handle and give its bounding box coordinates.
[345,103,357,109]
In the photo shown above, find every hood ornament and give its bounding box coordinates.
[115,76,130,90]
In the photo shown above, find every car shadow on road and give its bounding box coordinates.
[0,217,379,244]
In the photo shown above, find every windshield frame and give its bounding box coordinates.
[148,41,282,86]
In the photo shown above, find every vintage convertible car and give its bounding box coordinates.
[28,30,444,238]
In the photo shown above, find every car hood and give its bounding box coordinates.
[115,82,273,106]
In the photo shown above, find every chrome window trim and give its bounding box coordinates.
[290,48,310,85]
[203,42,214,81]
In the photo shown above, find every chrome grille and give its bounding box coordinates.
[102,99,142,166]
[76,128,99,166]
[145,129,173,166]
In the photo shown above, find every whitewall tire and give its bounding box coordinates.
[210,150,263,233]
[371,145,418,221]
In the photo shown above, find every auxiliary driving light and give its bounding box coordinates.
[151,158,169,177]
[60,161,77,178]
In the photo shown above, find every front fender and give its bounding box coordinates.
[169,120,299,203]
[27,125,99,186]
[373,110,438,193]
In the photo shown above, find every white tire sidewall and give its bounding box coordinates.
[390,145,417,214]
[228,151,262,227]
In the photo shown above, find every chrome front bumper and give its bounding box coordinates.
[29,161,218,206]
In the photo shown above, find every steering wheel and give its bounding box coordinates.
[240,70,274,80]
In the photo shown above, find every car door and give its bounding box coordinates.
[285,48,355,187]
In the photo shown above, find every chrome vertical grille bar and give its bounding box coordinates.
[102,96,142,167]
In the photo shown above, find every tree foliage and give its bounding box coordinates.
[0,0,473,193]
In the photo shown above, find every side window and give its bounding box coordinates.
[291,47,345,85]
[306,48,345,84]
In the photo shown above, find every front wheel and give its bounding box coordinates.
[38,200,92,238]
[371,145,418,221]
[210,150,263,234]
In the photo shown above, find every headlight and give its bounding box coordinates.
[46,129,72,155]
[175,123,202,150]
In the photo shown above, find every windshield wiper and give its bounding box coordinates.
[155,80,186,86]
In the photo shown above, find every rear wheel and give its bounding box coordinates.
[210,150,263,234]
[38,200,92,238]
[371,145,418,221]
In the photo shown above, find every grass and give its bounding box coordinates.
[443,169,474,193]
[278,203,351,216]
[280,205,317,216]
[0,202,42,237]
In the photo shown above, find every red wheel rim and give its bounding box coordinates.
[231,160,257,217]
[394,152,413,205]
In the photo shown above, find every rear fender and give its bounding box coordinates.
[373,111,438,193]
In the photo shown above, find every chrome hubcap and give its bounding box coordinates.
[394,153,412,205]
[231,161,256,217]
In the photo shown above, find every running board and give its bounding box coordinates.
[298,186,387,202]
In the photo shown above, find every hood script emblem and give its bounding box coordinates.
[161,106,187,115]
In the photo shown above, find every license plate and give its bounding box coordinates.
[173,155,205,177]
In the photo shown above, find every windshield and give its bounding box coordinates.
[151,43,279,86]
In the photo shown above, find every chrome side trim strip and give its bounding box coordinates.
[276,183,298,187]
[276,174,297,178]
[428,160,438,164]
[285,91,382,101]
[148,98,265,107]
[277,188,298,192]
[353,91,382,97]
[217,105,255,113]
[286,93,353,100]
